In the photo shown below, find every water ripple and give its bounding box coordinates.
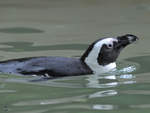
[93,104,117,110]
[13,95,87,106]
[89,90,117,98]
[0,89,16,93]
[0,27,44,34]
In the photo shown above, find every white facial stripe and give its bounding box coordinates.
[85,38,117,74]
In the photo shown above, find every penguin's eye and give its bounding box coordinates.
[107,44,113,48]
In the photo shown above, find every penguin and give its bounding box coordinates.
[0,34,138,78]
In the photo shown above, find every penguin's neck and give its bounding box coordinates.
[80,39,116,74]
[83,48,116,74]
[85,59,116,74]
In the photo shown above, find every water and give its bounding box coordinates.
[0,0,150,113]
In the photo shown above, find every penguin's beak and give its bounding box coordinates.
[115,34,138,49]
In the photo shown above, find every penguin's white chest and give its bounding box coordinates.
[85,59,116,74]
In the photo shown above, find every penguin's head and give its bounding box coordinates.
[81,34,138,74]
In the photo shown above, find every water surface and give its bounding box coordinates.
[0,0,150,113]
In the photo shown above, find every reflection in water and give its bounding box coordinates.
[93,104,117,110]
[119,74,135,79]
[86,66,136,88]
[117,66,136,74]
[12,89,118,111]
[86,75,118,88]
[86,75,136,88]
[14,109,48,113]
[89,90,117,98]
[120,81,136,85]
[0,77,84,88]
[13,95,87,106]
[0,42,88,52]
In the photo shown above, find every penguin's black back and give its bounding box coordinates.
[0,56,92,77]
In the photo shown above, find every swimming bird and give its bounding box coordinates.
[0,34,138,78]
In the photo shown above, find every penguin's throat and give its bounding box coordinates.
[85,60,116,74]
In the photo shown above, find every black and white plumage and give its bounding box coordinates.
[0,34,138,78]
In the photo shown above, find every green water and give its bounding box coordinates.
[0,0,150,113]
